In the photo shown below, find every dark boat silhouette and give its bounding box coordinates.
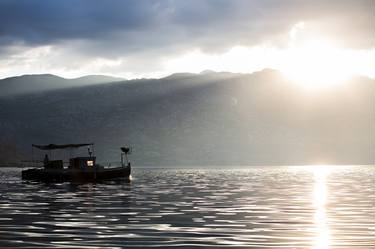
[22,143,131,182]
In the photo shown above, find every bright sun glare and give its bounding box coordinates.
[165,21,375,90]
[280,39,352,89]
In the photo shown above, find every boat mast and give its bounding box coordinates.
[120,147,131,167]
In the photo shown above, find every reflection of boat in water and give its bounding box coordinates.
[22,143,131,182]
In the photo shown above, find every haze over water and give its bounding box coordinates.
[0,166,374,248]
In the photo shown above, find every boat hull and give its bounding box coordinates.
[22,166,131,183]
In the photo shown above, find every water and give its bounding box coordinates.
[1,166,375,248]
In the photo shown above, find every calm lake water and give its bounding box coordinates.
[1,166,375,248]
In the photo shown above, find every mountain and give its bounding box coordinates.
[70,75,124,85]
[1,70,375,166]
[0,74,124,97]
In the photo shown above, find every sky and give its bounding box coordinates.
[0,0,375,80]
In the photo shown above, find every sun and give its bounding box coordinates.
[280,39,352,89]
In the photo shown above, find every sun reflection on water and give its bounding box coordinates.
[312,166,331,249]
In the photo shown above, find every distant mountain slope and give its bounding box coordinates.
[0,74,124,97]
[1,70,375,166]
[70,75,124,85]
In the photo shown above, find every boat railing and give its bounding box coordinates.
[102,161,125,168]
[20,160,44,168]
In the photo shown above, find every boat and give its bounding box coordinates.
[21,143,131,182]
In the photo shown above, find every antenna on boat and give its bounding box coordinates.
[120,146,132,167]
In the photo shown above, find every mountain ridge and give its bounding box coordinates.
[1,70,375,166]
[0,74,126,97]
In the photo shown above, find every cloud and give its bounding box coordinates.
[0,0,374,78]
[2,0,374,50]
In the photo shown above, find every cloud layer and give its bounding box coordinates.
[0,0,374,78]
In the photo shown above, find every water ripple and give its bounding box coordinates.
[0,166,375,248]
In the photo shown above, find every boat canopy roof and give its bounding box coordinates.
[32,143,93,150]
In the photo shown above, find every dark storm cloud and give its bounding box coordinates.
[0,0,161,44]
[0,0,374,57]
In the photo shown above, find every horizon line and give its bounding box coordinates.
[1,68,374,82]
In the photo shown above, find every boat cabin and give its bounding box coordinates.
[44,160,64,170]
[69,157,97,170]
